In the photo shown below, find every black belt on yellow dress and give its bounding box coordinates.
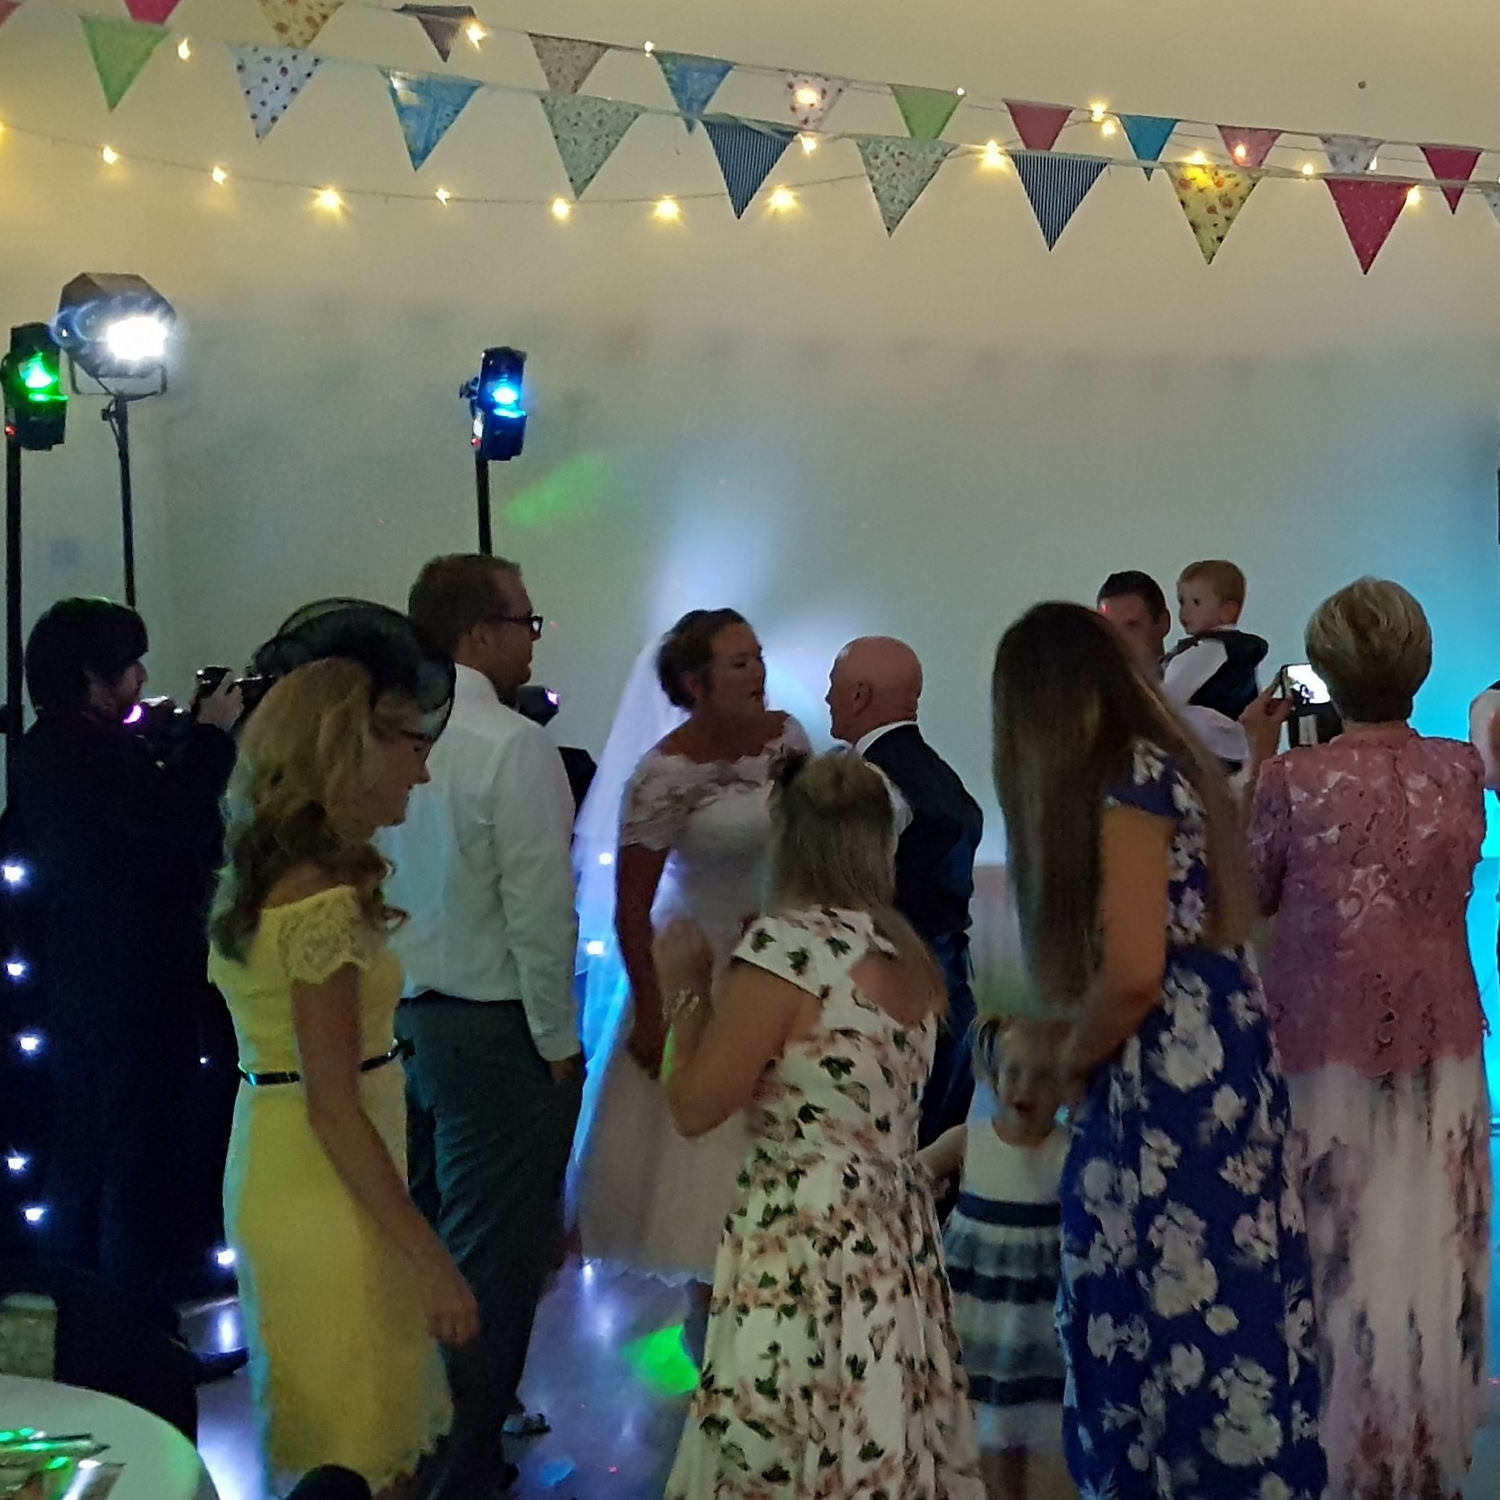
[237,1038,412,1088]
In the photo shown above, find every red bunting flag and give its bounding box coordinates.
[1218,126,1281,169]
[0,1,18,29]
[1419,145,1481,214]
[1326,178,1412,273]
[125,0,183,21]
[1005,102,1072,152]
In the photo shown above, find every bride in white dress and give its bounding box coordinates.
[571,610,810,1284]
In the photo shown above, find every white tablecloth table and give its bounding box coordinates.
[0,1372,218,1500]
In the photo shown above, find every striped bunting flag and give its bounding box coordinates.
[854,135,953,234]
[1012,152,1106,249]
[1117,114,1177,178]
[702,116,795,217]
[540,94,643,198]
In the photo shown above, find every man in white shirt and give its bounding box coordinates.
[382,553,581,1498]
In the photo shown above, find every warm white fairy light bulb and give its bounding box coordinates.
[955,87,966,98]
[768,186,797,213]
[434,187,452,205]
[1406,185,1422,207]
[1089,101,1107,123]
[314,186,344,212]
[100,145,120,166]
[643,40,656,55]
[653,196,681,221]
[1301,161,1315,177]
[1189,149,1208,166]
[550,197,573,221]
[211,165,228,185]
[799,133,819,155]
[1101,120,1117,137]
[1232,142,1248,162]
[176,38,192,61]
[980,140,1007,170]
[794,86,821,108]
[465,21,486,46]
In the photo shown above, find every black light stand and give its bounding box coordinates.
[103,396,137,607]
[474,449,492,556]
[4,433,21,805]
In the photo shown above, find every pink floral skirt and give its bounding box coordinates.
[1288,1053,1491,1499]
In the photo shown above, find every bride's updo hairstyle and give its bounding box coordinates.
[769,752,940,992]
[656,607,749,710]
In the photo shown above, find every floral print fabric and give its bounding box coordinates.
[665,907,983,1498]
[1059,742,1327,1498]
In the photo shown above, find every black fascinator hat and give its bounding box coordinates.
[248,598,456,738]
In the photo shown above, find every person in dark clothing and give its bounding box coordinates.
[11,599,241,1340]
[827,637,983,1146]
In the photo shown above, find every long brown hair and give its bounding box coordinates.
[769,751,942,1002]
[991,602,1251,1002]
[209,658,411,963]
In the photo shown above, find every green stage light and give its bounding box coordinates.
[2,325,68,451]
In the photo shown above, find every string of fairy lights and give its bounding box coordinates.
[0,13,1496,225]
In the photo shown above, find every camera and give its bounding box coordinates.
[1277,662,1342,746]
[195,666,274,720]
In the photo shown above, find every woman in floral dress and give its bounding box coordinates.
[992,603,1327,1499]
[655,751,983,1498]
[1246,579,1490,1498]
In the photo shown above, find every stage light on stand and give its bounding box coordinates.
[461,346,528,553]
[1,325,68,453]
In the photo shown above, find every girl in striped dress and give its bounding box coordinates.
[921,1016,1075,1500]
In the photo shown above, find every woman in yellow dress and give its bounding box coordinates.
[209,657,479,1497]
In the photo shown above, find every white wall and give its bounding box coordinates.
[2,0,1499,852]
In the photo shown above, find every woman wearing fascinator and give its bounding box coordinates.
[570,609,810,1309]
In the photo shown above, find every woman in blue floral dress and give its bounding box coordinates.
[991,603,1327,1500]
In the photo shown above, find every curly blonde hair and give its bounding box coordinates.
[209,657,413,963]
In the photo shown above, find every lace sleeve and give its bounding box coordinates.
[274,887,384,985]
[619,752,693,852]
[1246,757,1290,917]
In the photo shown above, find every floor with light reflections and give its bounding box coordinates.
[191,1242,1500,1500]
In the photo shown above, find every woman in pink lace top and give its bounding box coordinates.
[1246,578,1491,1500]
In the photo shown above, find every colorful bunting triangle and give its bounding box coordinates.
[1321,134,1380,175]
[0,1,16,28]
[702,116,796,217]
[854,135,953,235]
[1012,152,1107,249]
[1170,162,1259,265]
[1006,102,1072,152]
[530,34,608,96]
[396,5,474,64]
[256,0,343,50]
[382,69,480,171]
[1218,125,1280,169]
[1117,114,1177,178]
[1420,145,1481,214]
[125,0,182,21]
[786,75,843,132]
[80,14,167,110]
[890,84,961,142]
[228,42,324,141]
[655,51,732,133]
[540,93,642,198]
[1482,185,1500,229]
[1326,178,1411,273]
